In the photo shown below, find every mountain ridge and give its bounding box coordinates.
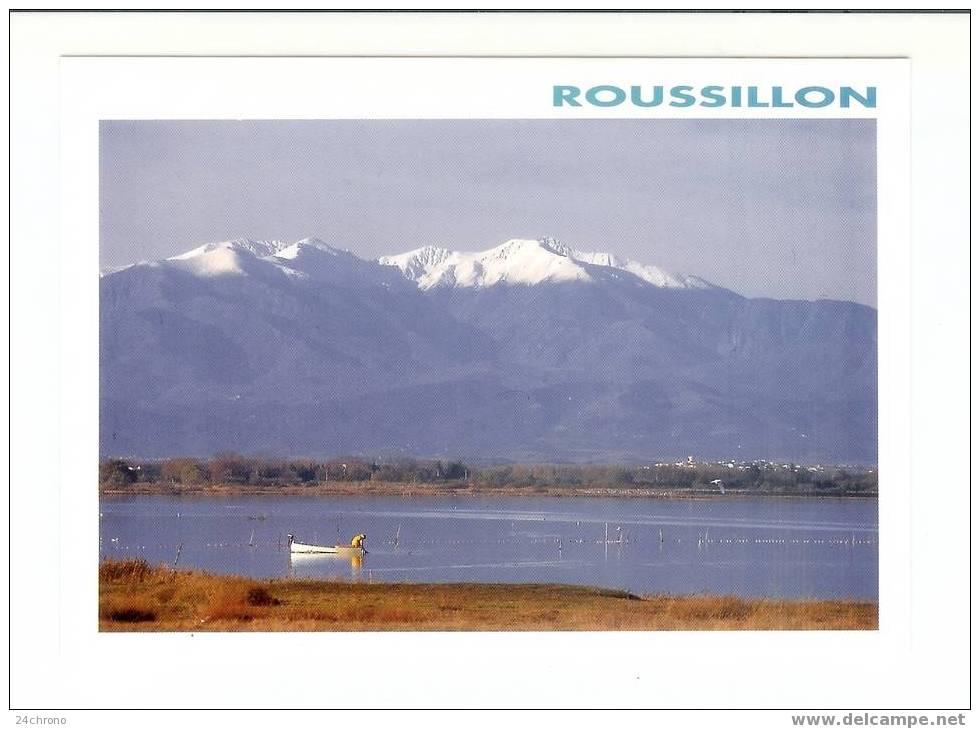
[378,236,718,292]
[100,236,876,463]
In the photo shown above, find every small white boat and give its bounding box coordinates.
[287,533,366,555]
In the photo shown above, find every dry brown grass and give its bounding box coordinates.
[99,594,158,623]
[98,560,877,632]
[99,558,152,583]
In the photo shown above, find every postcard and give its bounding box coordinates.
[85,57,902,635]
[10,12,969,714]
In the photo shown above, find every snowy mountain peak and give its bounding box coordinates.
[380,238,593,290]
[170,238,288,261]
[378,245,454,280]
[538,236,573,257]
[164,239,278,277]
[380,237,715,291]
[114,234,714,292]
[154,236,365,279]
[274,237,352,261]
[486,237,572,260]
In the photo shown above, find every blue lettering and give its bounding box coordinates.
[795,86,836,108]
[669,85,696,108]
[747,86,769,108]
[585,85,627,107]
[553,83,877,110]
[840,86,876,108]
[699,86,726,107]
[630,85,664,107]
[553,85,582,107]
[771,87,794,108]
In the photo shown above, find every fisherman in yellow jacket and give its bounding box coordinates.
[350,533,366,549]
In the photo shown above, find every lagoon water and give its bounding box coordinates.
[99,495,877,600]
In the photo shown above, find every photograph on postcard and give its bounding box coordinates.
[98,111,878,631]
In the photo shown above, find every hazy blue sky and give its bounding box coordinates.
[100,119,876,306]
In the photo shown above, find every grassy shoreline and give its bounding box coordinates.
[99,560,878,631]
[100,479,877,499]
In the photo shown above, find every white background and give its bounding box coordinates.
[7,11,971,723]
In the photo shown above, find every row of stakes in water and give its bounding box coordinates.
[100,531,875,550]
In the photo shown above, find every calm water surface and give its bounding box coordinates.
[99,495,877,600]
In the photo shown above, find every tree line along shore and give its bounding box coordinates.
[99,455,877,497]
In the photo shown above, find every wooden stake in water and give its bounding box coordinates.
[173,543,183,568]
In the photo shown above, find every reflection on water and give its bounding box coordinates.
[99,494,877,600]
[288,551,363,576]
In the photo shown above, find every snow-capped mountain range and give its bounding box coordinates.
[100,236,877,462]
[379,237,713,290]
[106,235,714,291]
